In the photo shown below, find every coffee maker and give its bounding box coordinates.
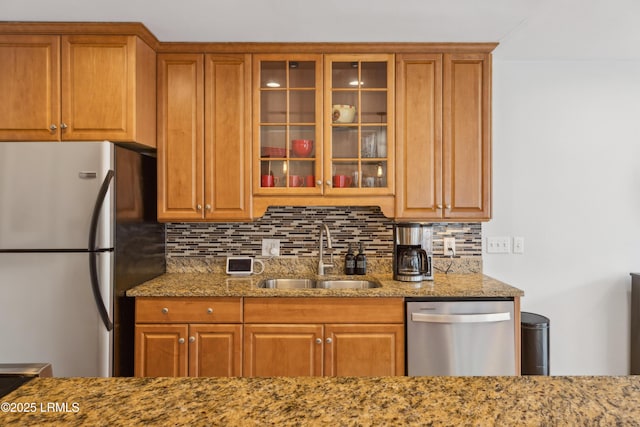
[393,223,433,282]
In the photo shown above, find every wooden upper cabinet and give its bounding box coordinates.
[395,54,443,219]
[0,35,60,141]
[62,35,156,146]
[157,53,252,222]
[0,34,155,145]
[157,54,204,221]
[443,53,491,220]
[395,52,491,221]
[204,54,252,221]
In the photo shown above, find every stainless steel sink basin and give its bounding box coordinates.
[258,278,316,289]
[315,280,381,289]
[257,278,381,289]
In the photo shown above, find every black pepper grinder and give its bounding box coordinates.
[344,244,356,275]
[355,242,367,275]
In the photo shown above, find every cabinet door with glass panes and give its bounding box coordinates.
[253,54,323,195]
[324,54,394,195]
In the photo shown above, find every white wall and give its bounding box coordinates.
[484,59,640,374]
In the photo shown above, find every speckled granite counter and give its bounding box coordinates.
[126,272,523,298]
[3,376,639,426]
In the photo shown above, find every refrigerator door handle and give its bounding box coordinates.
[89,170,115,331]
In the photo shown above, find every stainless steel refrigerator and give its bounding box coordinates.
[0,141,165,377]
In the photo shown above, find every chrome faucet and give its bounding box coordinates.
[318,223,333,276]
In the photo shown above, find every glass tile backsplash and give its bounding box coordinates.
[166,206,482,260]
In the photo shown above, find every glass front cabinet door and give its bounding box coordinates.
[253,53,393,196]
[253,54,323,195]
[324,54,394,195]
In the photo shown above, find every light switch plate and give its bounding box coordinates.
[513,236,524,254]
[486,237,510,254]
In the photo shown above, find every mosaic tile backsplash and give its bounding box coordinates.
[166,206,482,261]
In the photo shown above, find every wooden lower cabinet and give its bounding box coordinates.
[243,297,405,377]
[134,297,243,377]
[324,324,404,377]
[135,296,405,378]
[243,324,323,377]
[135,323,242,377]
[135,324,188,377]
[243,323,403,377]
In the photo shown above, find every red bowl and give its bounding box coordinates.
[292,139,313,157]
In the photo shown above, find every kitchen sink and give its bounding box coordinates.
[315,280,380,289]
[257,278,381,290]
[259,278,316,289]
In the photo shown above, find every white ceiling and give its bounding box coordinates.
[3,0,640,60]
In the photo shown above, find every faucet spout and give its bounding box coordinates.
[318,223,333,276]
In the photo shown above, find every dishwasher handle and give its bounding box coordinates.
[411,311,511,324]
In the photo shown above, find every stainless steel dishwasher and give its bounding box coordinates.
[406,298,516,376]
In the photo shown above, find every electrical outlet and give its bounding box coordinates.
[443,237,456,256]
[513,236,524,254]
[261,239,280,257]
[486,237,510,254]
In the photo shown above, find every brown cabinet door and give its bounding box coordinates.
[324,324,404,376]
[395,54,443,219]
[189,324,242,377]
[204,54,252,220]
[243,324,323,377]
[157,54,205,221]
[443,53,492,220]
[0,35,60,141]
[61,35,135,140]
[134,324,188,377]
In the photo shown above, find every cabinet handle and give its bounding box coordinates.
[60,123,68,130]
[196,204,202,211]
[49,124,57,131]
[205,204,211,211]
[326,180,332,187]
[325,338,333,344]
[207,308,213,314]
[161,307,169,314]
[178,338,185,344]
[437,204,443,209]
[316,180,322,186]
[189,336,195,343]
[315,338,322,344]
[445,204,451,210]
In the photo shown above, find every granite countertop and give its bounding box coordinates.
[126,272,524,298]
[3,376,639,426]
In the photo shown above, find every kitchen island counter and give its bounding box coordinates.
[2,376,639,426]
[126,272,523,298]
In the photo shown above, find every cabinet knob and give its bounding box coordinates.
[205,204,212,211]
[445,204,451,210]
[326,180,332,187]
[325,338,333,344]
[49,124,57,131]
[196,204,202,211]
[207,308,213,314]
[189,336,195,343]
[315,338,322,344]
[437,204,443,209]
[60,123,68,130]
[178,338,185,344]
[316,180,322,186]
[161,307,169,314]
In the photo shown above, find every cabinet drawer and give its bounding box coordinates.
[244,298,404,324]
[136,297,243,323]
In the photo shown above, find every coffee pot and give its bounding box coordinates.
[393,223,433,282]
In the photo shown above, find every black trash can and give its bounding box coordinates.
[521,312,550,375]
